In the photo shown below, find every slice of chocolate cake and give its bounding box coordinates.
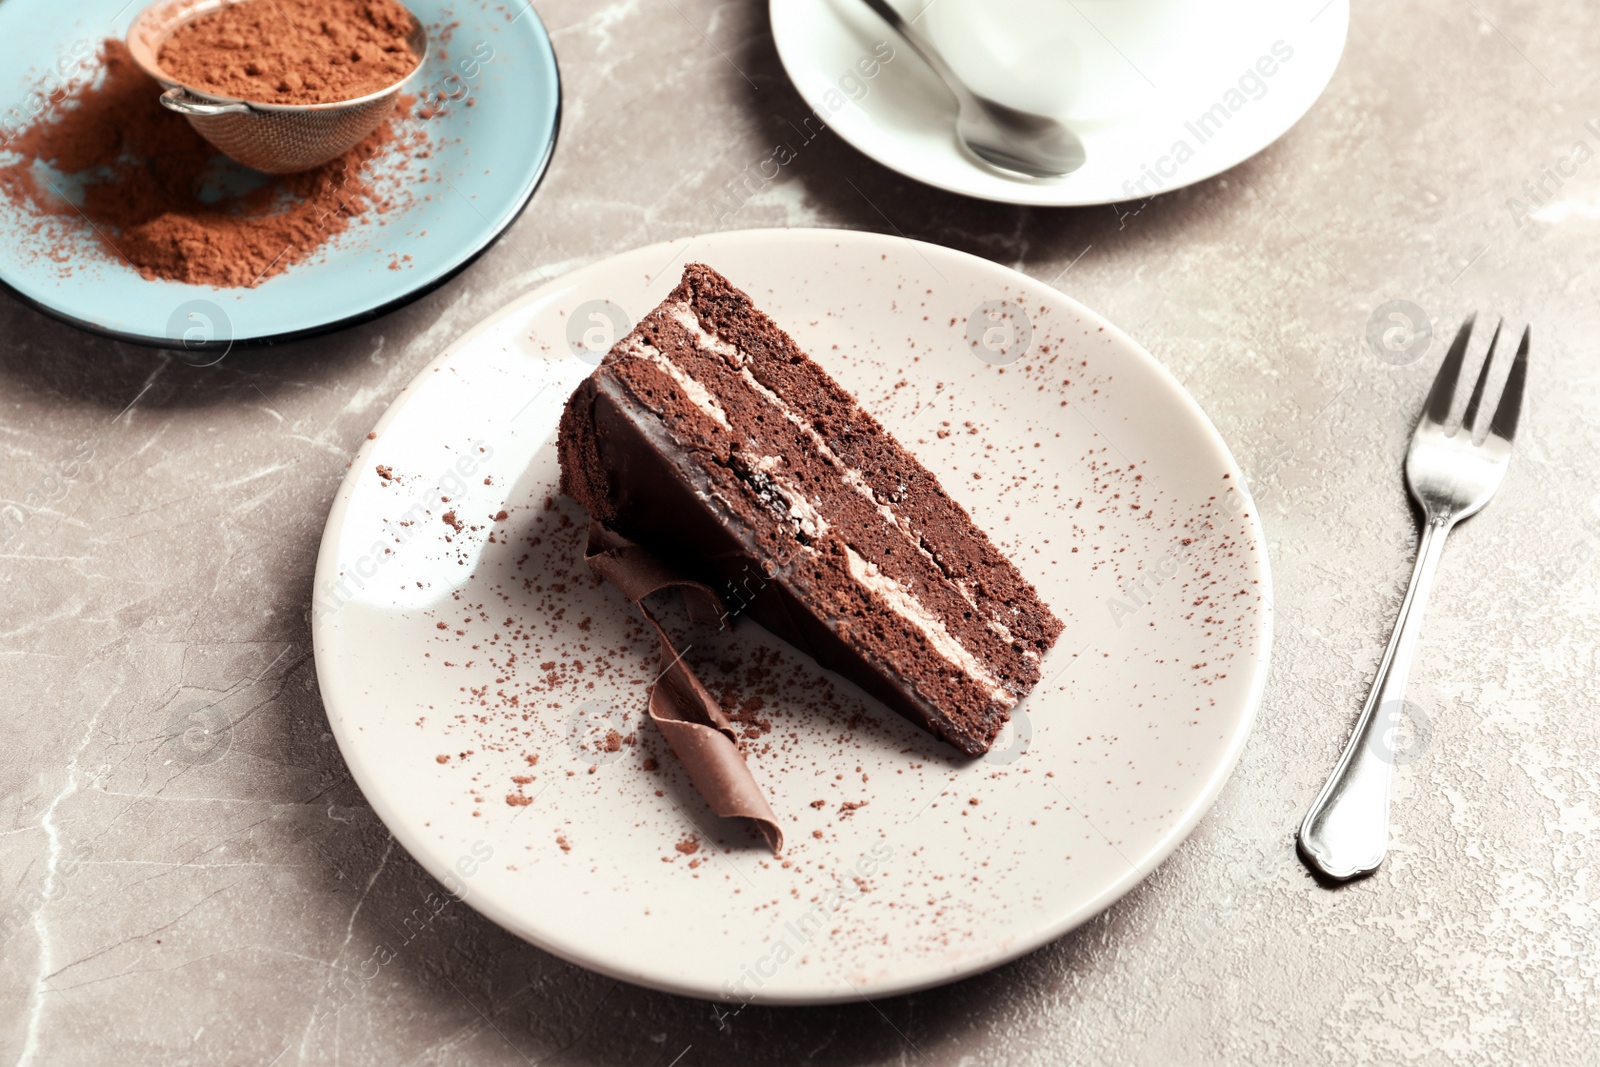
[559,264,1064,756]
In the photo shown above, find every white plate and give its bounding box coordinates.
[770,0,1348,206]
[312,228,1272,1003]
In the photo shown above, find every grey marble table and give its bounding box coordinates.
[4,1,1599,1064]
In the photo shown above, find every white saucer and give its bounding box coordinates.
[312,228,1272,1003]
[770,0,1348,206]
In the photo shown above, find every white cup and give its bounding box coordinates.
[920,0,1204,123]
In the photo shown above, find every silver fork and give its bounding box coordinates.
[1299,314,1529,881]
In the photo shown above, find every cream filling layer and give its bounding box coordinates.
[843,545,1015,709]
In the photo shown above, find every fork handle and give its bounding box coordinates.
[1298,514,1452,880]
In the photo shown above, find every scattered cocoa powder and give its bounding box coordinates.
[0,40,429,287]
[158,0,421,106]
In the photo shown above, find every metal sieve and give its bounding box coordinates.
[126,0,428,174]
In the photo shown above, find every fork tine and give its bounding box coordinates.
[1488,326,1529,442]
[1461,318,1503,434]
[1425,313,1475,425]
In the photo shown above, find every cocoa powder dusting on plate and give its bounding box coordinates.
[0,41,430,288]
[158,0,422,106]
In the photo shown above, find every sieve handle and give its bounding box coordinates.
[159,87,252,116]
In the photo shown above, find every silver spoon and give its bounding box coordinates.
[859,0,1085,179]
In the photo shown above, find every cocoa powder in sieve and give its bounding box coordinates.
[158,0,422,106]
[0,40,430,288]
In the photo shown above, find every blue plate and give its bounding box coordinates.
[0,0,560,350]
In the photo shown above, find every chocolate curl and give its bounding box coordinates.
[584,522,784,853]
